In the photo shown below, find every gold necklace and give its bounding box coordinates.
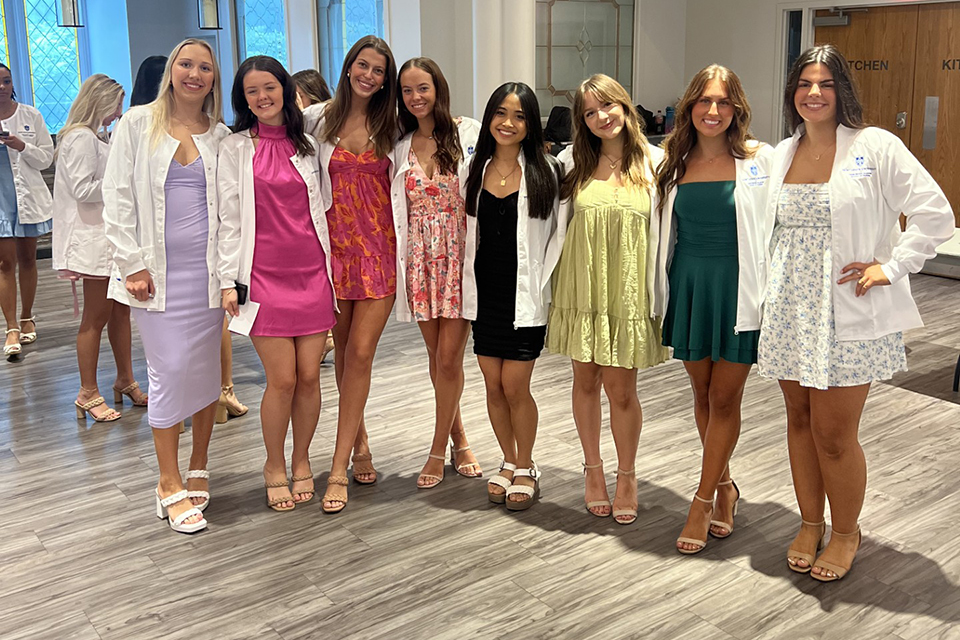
[601,152,622,170]
[492,158,519,186]
[805,138,836,161]
[415,129,434,141]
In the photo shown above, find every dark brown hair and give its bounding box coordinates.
[320,36,398,159]
[398,57,461,177]
[656,64,756,213]
[231,56,314,157]
[783,44,865,132]
[292,69,331,105]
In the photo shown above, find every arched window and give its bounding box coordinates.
[317,0,384,89]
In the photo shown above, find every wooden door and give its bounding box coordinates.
[815,6,919,145]
[909,3,960,226]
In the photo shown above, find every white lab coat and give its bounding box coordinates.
[460,153,561,327]
[216,129,337,311]
[548,143,664,319]
[765,124,955,341]
[102,105,231,310]
[654,141,775,332]
[1,103,53,224]
[391,117,480,322]
[51,128,112,276]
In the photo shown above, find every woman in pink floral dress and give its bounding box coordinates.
[394,57,483,488]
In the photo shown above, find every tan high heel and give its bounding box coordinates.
[75,390,122,422]
[320,334,335,364]
[417,454,445,489]
[677,494,713,554]
[787,519,826,573]
[216,385,248,424]
[612,468,638,525]
[811,527,861,582]
[351,452,377,485]
[321,475,349,513]
[113,381,148,406]
[265,478,295,512]
[582,461,611,517]
[709,479,740,539]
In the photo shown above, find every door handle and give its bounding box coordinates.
[896,111,907,129]
[923,97,939,150]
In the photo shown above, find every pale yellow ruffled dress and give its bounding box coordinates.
[547,179,668,369]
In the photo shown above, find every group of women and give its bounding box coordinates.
[9,32,953,585]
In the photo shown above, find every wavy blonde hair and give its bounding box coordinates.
[147,38,223,146]
[57,74,124,146]
[561,74,653,201]
[656,64,756,213]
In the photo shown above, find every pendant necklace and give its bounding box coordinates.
[492,159,519,186]
[601,152,622,170]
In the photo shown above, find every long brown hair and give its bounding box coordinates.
[398,57,462,177]
[783,44,865,132]
[292,69,332,105]
[561,74,653,202]
[656,64,756,213]
[320,36,398,158]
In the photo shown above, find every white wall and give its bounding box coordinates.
[684,0,780,143]
[286,0,319,73]
[420,0,474,117]
[634,0,687,114]
[385,0,422,67]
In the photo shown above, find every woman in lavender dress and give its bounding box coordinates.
[103,39,231,534]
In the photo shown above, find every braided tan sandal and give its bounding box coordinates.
[113,381,148,406]
[75,393,122,422]
[264,477,295,512]
[291,473,315,503]
[351,452,377,485]
[322,476,349,513]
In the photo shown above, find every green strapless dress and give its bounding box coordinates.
[547,179,668,369]
[662,180,759,364]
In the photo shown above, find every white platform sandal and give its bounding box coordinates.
[505,465,540,511]
[19,316,36,344]
[156,489,207,534]
[185,469,210,512]
[4,328,21,357]
[487,461,516,504]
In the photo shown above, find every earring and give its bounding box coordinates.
[379,85,384,91]
[346,71,351,78]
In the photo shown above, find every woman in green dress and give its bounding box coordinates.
[654,65,773,553]
[547,74,667,525]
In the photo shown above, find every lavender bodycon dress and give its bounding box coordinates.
[131,157,223,428]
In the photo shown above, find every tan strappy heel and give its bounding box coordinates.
[811,527,861,582]
[417,453,445,489]
[321,476,349,513]
[351,452,377,485]
[709,479,740,539]
[787,519,826,573]
[216,384,248,424]
[75,390,122,422]
[291,473,315,503]
[612,468,638,525]
[265,478,295,512]
[677,494,713,554]
[113,381,148,406]
[582,461,611,517]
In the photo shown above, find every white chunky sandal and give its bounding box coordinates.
[505,465,540,512]
[185,469,210,511]
[487,461,516,504]
[156,489,207,534]
[4,328,21,357]
[19,316,37,344]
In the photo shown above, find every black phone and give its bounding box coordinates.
[235,282,248,305]
[0,131,9,138]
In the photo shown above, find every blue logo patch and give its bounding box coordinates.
[23,125,30,131]
[749,165,759,176]
[856,156,865,167]
[467,146,475,155]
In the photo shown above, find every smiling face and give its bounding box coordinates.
[103,92,124,127]
[690,78,734,138]
[794,63,837,125]
[490,93,527,146]
[400,66,435,121]
[0,67,13,104]
[581,91,625,141]
[244,69,284,125]
[170,44,215,105]
[348,47,388,100]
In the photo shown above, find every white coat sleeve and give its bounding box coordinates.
[102,114,147,278]
[19,112,54,171]
[58,132,103,204]
[216,140,241,288]
[877,135,955,284]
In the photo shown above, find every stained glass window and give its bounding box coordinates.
[0,2,8,67]
[238,0,288,67]
[22,0,82,131]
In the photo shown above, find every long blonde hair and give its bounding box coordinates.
[57,74,123,145]
[656,64,756,213]
[561,74,653,201]
[148,38,223,146]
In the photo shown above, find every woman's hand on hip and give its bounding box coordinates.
[125,269,155,302]
[222,288,239,317]
[839,261,890,297]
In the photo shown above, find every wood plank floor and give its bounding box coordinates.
[2,262,960,640]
